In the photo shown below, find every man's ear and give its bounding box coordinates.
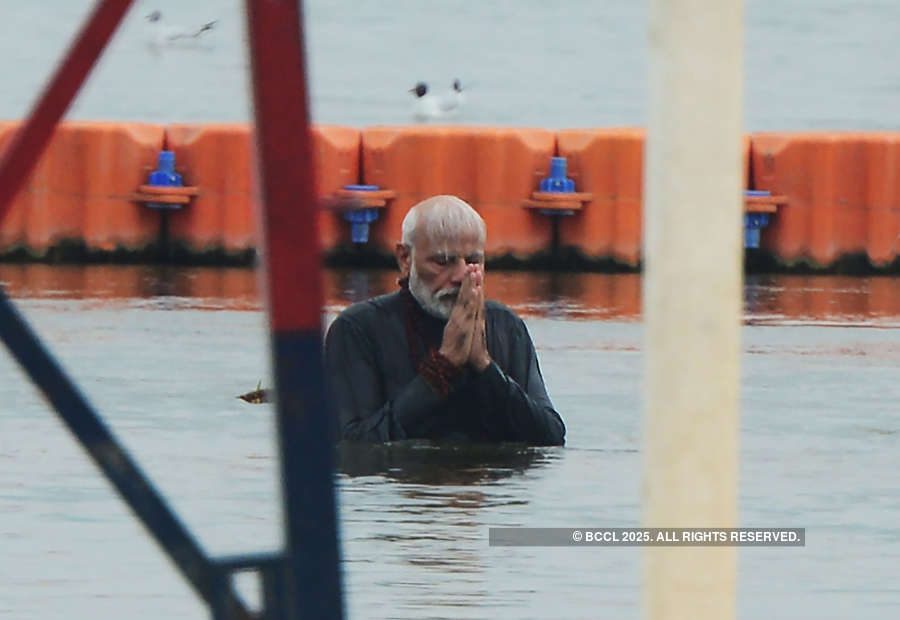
[395,243,411,278]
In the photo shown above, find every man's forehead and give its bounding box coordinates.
[416,234,484,256]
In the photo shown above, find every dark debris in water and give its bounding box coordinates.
[237,381,270,404]
[858,427,898,436]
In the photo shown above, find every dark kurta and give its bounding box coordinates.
[324,289,565,446]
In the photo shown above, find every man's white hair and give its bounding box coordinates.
[400,195,486,250]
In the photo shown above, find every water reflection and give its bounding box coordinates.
[0,264,259,310]
[337,440,554,485]
[338,441,556,616]
[744,274,900,325]
[1,264,898,324]
[3,266,898,618]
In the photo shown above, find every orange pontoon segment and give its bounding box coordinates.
[314,126,363,250]
[0,121,163,254]
[1,122,899,270]
[165,124,257,254]
[555,130,760,266]
[0,122,26,250]
[557,128,645,266]
[163,124,363,254]
[751,132,900,267]
[361,126,556,257]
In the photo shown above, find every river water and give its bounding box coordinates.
[1,0,899,130]
[2,0,899,616]
[0,265,898,618]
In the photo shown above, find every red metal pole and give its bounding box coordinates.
[245,0,344,617]
[245,0,323,332]
[0,0,134,223]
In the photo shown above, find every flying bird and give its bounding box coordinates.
[144,10,218,50]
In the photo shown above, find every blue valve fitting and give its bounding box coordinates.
[146,151,184,210]
[743,190,772,248]
[342,185,381,243]
[538,157,576,216]
[540,157,576,193]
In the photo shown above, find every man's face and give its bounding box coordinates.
[400,233,485,319]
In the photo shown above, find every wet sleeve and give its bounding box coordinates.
[324,314,451,441]
[470,317,566,446]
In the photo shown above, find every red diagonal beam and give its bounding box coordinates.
[0,0,134,222]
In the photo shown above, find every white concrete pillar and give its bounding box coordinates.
[642,1,744,619]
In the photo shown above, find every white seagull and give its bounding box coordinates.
[446,78,466,110]
[409,80,465,123]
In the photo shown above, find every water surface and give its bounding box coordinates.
[1,0,898,130]
[1,266,898,618]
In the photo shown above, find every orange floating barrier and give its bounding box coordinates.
[861,136,900,266]
[0,121,26,252]
[313,126,362,252]
[165,124,257,256]
[556,129,645,266]
[361,126,556,257]
[556,131,759,266]
[2,121,898,272]
[0,121,164,257]
[751,132,900,268]
[165,124,361,257]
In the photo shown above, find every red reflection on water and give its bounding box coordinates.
[1,265,898,324]
[744,274,900,325]
[0,264,261,310]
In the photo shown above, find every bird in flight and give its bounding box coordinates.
[144,10,218,49]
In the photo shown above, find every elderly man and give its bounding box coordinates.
[325,195,565,446]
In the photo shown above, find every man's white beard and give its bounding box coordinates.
[408,262,459,320]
